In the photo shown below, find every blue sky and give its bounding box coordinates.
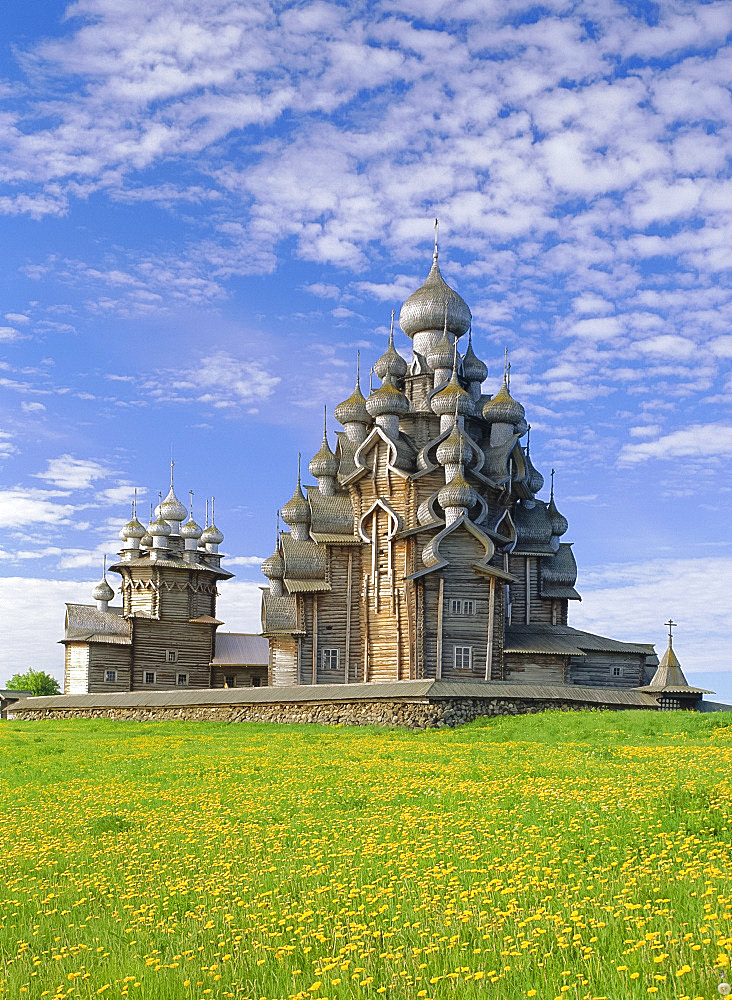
[1,0,730,698]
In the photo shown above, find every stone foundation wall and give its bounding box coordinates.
[10,695,635,729]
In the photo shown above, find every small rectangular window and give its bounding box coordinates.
[450,600,475,615]
[144,671,156,685]
[104,669,117,683]
[252,676,261,688]
[322,648,339,670]
[612,666,622,677]
[165,649,178,663]
[454,646,472,670]
[224,675,236,688]
[176,673,188,686]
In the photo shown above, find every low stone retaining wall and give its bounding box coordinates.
[11,695,630,729]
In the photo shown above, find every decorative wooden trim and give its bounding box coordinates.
[486,575,495,680]
[436,576,444,680]
[363,574,370,683]
[312,595,318,685]
[345,550,352,684]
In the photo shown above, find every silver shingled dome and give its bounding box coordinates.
[92,577,115,602]
[399,259,471,340]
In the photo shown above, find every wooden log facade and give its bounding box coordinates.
[61,471,267,693]
[262,234,659,692]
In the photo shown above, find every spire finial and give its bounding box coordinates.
[503,346,509,386]
[205,498,209,528]
[322,404,328,441]
[149,502,153,523]
[297,453,301,487]
[389,310,395,346]
[527,424,532,455]
[276,509,280,546]
[188,490,194,519]
[370,365,375,392]
[170,457,174,490]
[132,487,137,518]
[665,619,677,648]
[433,218,439,263]
[550,468,555,501]
[356,350,361,389]
[211,496,215,524]
[103,553,107,579]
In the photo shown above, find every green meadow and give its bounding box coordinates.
[1,711,731,1000]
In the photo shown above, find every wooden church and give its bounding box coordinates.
[261,228,662,690]
[61,477,268,693]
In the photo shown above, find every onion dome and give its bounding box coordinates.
[399,245,472,339]
[261,547,284,580]
[92,576,114,603]
[373,317,408,380]
[309,410,339,479]
[436,423,474,468]
[159,487,187,524]
[462,334,488,384]
[526,457,544,496]
[482,377,525,426]
[438,470,477,512]
[365,376,410,419]
[514,500,553,549]
[180,516,203,540]
[201,522,224,546]
[426,330,455,373]
[149,515,172,538]
[547,472,569,537]
[119,515,145,541]
[431,368,473,418]
[335,376,370,426]
[281,463,311,527]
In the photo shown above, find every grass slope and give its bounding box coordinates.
[1,711,731,1000]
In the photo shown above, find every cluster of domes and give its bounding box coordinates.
[264,223,572,585]
[115,465,225,563]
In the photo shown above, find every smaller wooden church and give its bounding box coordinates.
[61,469,267,693]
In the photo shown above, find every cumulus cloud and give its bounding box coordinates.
[35,455,109,491]
[572,555,732,679]
[618,423,732,465]
[147,350,280,410]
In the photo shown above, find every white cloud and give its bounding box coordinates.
[35,455,109,491]
[572,556,732,679]
[619,423,732,466]
[5,312,30,324]
[0,488,81,528]
[0,326,22,342]
[21,401,46,413]
[149,350,280,409]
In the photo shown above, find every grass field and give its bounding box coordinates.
[1,711,731,1000]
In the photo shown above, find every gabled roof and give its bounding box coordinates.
[213,633,268,666]
[505,624,655,657]
[63,604,132,645]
